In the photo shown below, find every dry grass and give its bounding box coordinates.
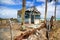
[49,20,60,40]
[0,20,60,40]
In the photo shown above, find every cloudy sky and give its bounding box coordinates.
[0,0,60,18]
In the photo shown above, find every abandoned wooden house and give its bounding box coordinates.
[17,6,41,24]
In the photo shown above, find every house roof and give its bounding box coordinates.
[18,6,41,15]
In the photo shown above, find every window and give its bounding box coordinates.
[35,15,40,19]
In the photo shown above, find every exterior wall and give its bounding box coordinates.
[17,11,41,24]
[34,19,40,24]
[34,15,40,24]
[17,15,22,23]
[17,13,29,23]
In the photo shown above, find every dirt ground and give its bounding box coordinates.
[0,20,60,40]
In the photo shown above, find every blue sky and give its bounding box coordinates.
[0,0,60,18]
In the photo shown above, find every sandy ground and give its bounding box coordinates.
[0,20,60,40]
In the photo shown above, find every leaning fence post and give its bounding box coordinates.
[9,19,13,40]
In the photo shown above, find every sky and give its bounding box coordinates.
[0,0,60,19]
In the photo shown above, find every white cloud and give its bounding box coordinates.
[0,0,15,5]
[36,0,45,2]
[0,0,60,19]
[13,0,22,5]
[0,0,34,6]
[36,0,60,3]
[56,5,60,18]
[26,1,34,7]
[0,7,17,18]
[0,0,22,5]
[36,1,60,18]
[58,0,60,2]
[36,5,45,18]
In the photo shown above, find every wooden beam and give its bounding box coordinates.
[15,23,46,40]
[21,0,26,25]
[54,0,57,21]
[44,0,48,22]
